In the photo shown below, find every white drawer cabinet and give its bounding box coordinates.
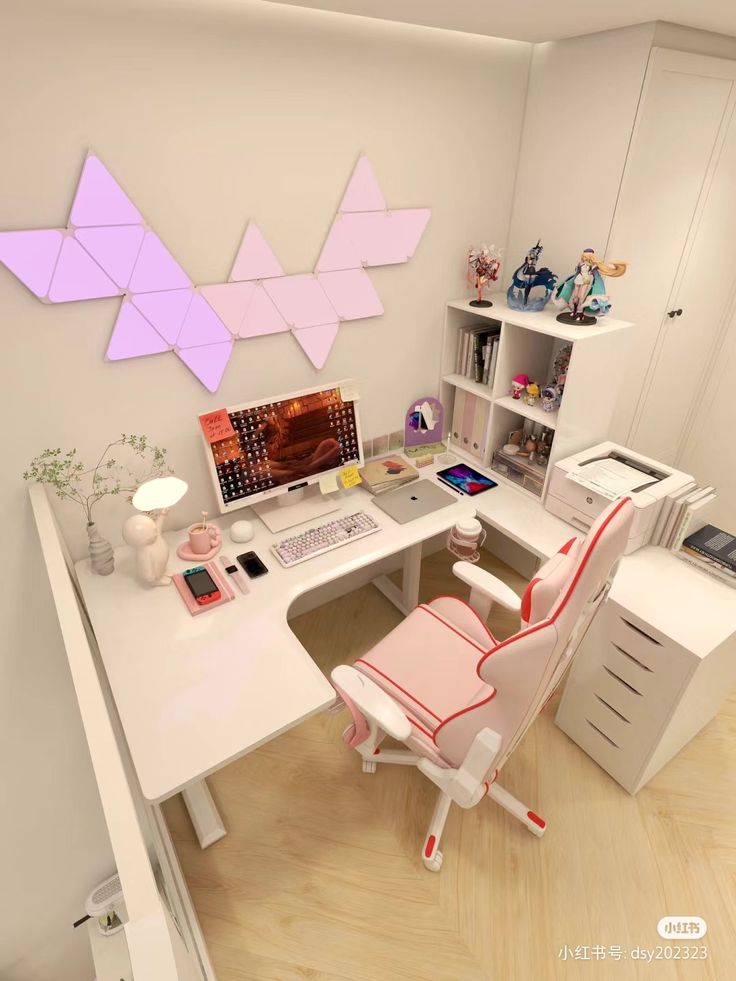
[556,547,736,793]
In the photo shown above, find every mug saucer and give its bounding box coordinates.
[176,540,222,562]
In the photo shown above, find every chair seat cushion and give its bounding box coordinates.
[354,602,495,740]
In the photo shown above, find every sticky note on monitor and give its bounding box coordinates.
[339,382,360,402]
[340,465,362,489]
[319,472,339,494]
[199,408,236,444]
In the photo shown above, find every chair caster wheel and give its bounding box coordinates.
[423,850,443,872]
[361,760,377,774]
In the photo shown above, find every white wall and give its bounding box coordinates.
[0,2,531,977]
[505,24,654,284]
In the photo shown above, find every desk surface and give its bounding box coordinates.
[76,461,575,802]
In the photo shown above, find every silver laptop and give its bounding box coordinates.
[373,479,457,524]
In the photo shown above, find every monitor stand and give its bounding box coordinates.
[251,485,342,534]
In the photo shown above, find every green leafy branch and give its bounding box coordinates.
[23,434,173,524]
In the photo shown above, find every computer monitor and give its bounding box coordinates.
[200,381,363,517]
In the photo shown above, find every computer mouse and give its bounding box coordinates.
[230,520,254,544]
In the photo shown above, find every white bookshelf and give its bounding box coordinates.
[439,293,634,499]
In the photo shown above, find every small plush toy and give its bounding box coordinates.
[511,373,530,399]
[541,386,560,412]
[524,382,540,406]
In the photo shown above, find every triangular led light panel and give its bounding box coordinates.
[106,302,170,360]
[132,288,193,345]
[0,228,63,298]
[315,216,363,273]
[239,284,288,337]
[178,293,232,348]
[129,232,191,294]
[199,281,255,335]
[230,223,284,282]
[70,155,143,227]
[292,322,339,369]
[340,156,386,213]
[177,340,233,392]
[75,225,145,289]
[47,237,120,302]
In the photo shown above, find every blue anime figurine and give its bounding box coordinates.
[554,248,628,325]
[506,241,557,312]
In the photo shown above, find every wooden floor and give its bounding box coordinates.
[162,549,736,980]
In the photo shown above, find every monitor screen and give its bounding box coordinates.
[201,383,362,511]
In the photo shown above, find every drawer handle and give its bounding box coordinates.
[612,642,653,673]
[595,694,631,723]
[620,617,661,646]
[586,719,620,748]
[604,665,642,696]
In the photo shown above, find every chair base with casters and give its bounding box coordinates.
[331,499,634,871]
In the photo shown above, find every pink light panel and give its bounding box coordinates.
[0,153,430,388]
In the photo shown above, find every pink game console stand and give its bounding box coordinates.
[172,560,235,616]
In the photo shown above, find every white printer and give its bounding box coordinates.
[545,441,693,554]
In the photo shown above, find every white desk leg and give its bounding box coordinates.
[373,542,422,617]
[181,779,226,849]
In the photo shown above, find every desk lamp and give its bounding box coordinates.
[123,476,188,586]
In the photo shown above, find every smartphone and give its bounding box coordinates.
[183,566,221,605]
[237,551,269,579]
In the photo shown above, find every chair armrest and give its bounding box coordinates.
[452,561,521,613]
[331,665,412,741]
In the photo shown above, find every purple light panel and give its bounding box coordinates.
[263,274,337,329]
[48,237,120,303]
[317,268,383,321]
[0,229,62,298]
[107,302,170,360]
[230,223,284,282]
[132,289,193,345]
[339,156,386,213]
[75,225,145,288]
[292,323,339,370]
[0,153,431,384]
[70,155,142,227]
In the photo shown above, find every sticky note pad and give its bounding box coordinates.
[340,465,362,489]
[199,408,235,444]
[339,382,360,402]
[319,472,339,494]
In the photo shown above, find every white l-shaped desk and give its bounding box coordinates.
[73,459,736,846]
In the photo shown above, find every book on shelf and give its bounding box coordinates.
[358,456,419,495]
[676,548,736,587]
[681,523,736,573]
[669,487,716,552]
[649,481,696,547]
[454,324,500,385]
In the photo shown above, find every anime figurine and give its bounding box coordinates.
[506,240,557,312]
[541,386,560,412]
[554,248,628,325]
[511,373,530,399]
[524,382,540,406]
[467,244,502,307]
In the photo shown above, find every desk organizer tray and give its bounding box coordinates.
[172,560,235,616]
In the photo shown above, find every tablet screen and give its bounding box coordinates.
[436,464,498,496]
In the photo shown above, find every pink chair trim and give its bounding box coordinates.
[418,603,491,654]
[476,497,631,678]
[426,595,498,645]
[354,658,443,722]
[407,714,434,739]
[520,577,542,624]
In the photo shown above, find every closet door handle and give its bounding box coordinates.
[667,308,683,318]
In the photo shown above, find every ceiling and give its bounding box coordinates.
[263,0,736,43]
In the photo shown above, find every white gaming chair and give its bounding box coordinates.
[331,498,634,870]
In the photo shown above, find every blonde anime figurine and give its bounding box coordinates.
[554,248,627,324]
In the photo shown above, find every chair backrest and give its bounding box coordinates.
[433,497,634,772]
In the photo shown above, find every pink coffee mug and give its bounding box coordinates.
[188,523,221,555]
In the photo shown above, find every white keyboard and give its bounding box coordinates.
[272,511,381,567]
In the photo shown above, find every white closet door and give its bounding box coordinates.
[606,48,736,455]
[679,301,736,531]
[634,103,736,462]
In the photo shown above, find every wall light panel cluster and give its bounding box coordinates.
[0,154,430,391]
